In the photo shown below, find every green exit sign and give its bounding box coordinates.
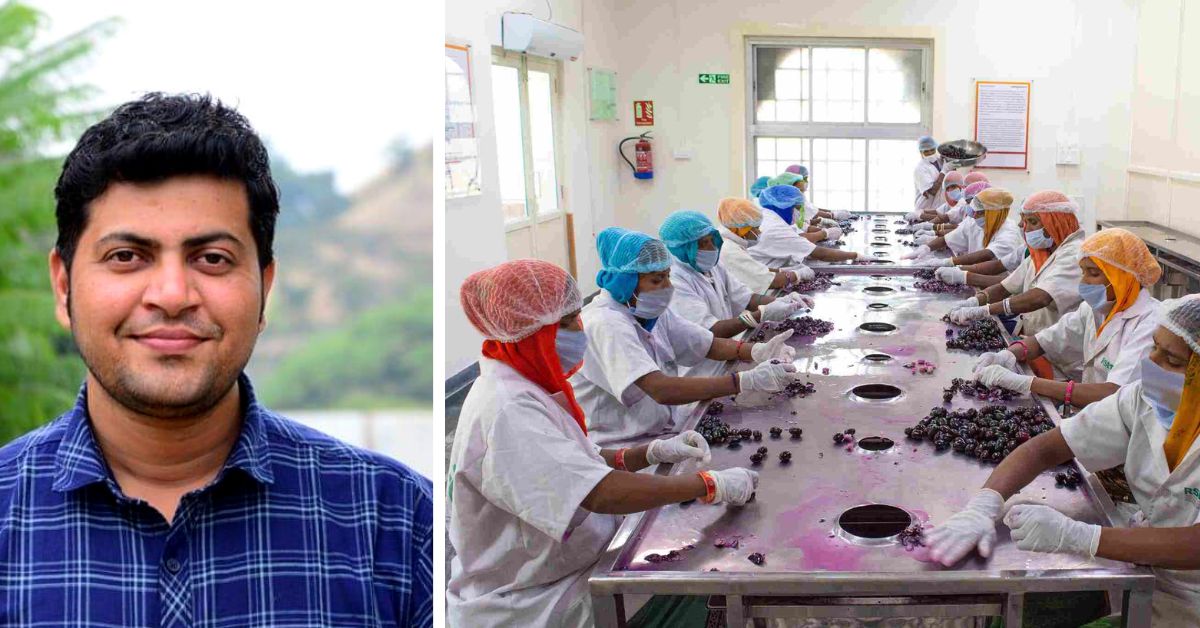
[698,73,730,85]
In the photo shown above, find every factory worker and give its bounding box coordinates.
[946,191,1084,375]
[749,175,770,199]
[971,228,1163,408]
[910,171,965,232]
[750,185,859,268]
[659,210,814,378]
[785,164,853,222]
[927,295,1200,626]
[449,259,760,627]
[910,135,956,216]
[768,172,835,241]
[570,228,800,446]
[928,182,1016,289]
[715,198,815,294]
[906,189,1025,285]
[934,172,992,228]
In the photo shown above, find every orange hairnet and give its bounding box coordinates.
[717,197,762,229]
[1021,191,1081,273]
[1080,228,1162,287]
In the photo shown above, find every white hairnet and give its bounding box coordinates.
[1161,295,1200,357]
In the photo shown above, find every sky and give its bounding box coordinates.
[30,0,440,194]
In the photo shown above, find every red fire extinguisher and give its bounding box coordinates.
[619,132,653,180]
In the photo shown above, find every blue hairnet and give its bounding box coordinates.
[749,175,770,198]
[595,227,672,304]
[918,135,938,151]
[659,210,724,273]
[758,185,804,225]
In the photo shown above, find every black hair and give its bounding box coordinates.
[54,92,279,271]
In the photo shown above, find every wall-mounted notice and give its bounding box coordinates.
[974,81,1031,170]
[445,43,481,198]
[633,100,654,126]
[589,68,617,121]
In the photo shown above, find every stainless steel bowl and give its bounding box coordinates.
[938,139,988,168]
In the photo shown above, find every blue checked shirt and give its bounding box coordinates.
[0,375,433,627]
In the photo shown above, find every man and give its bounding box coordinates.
[910,134,956,216]
[0,93,432,626]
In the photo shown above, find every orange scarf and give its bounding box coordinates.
[1091,258,1140,336]
[1026,213,1081,273]
[1164,354,1200,471]
[482,324,588,434]
[982,208,1009,248]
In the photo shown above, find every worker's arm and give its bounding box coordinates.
[923,172,945,198]
[709,317,754,338]
[600,444,651,472]
[748,294,772,310]
[635,370,739,405]
[962,258,1008,276]
[581,470,707,515]
[930,214,949,225]
[1029,379,1120,408]
[952,249,997,266]
[808,247,857,262]
[984,287,1052,317]
[769,270,796,289]
[1009,336,1046,362]
[800,230,824,243]
[1097,525,1200,570]
[977,283,1014,308]
[982,428,1075,498]
[926,236,948,252]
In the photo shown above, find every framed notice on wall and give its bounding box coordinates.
[974,81,1031,170]
[445,42,481,198]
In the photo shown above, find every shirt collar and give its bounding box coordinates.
[52,373,275,494]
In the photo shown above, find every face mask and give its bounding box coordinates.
[947,189,963,202]
[1077,282,1110,311]
[694,248,719,273]
[631,286,673,320]
[1140,356,1186,427]
[555,328,588,374]
[974,215,986,228]
[746,229,760,246]
[924,153,939,164]
[1025,227,1054,250]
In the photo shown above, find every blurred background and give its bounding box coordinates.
[0,0,436,477]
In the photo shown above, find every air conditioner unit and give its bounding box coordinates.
[501,13,583,62]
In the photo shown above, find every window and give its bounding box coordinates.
[747,38,931,211]
[491,52,562,224]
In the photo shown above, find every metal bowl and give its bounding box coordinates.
[938,139,988,167]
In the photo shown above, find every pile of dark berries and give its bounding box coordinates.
[904,405,1052,463]
[913,269,936,280]
[1056,467,1083,489]
[939,144,973,160]
[714,536,741,549]
[749,446,769,464]
[697,413,732,444]
[945,318,1007,352]
[747,552,765,565]
[896,228,914,235]
[749,316,836,342]
[783,271,839,294]
[833,429,855,443]
[770,380,817,400]
[778,451,792,463]
[898,523,925,551]
[644,549,688,563]
[915,279,969,294]
[943,377,1021,403]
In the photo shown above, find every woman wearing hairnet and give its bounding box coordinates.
[970,229,1163,409]
[448,259,760,627]
[750,185,859,269]
[749,175,770,198]
[716,198,815,294]
[784,163,854,223]
[904,189,1025,286]
[767,172,842,243]
[946,191,1085,371]
[569,228,800,446]
[927,294,1200,625]
[912,135,956,213]
[659,210,814,378]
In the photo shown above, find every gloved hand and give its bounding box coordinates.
[646,430,711,465]
[950,297,981,310]
[781,270,798,286]
[738,360,798,393]
[976,364,1033,393]
[913,221,933,232]
[819,217,839,228]
[1005,504,1101,558]
[824,226,843,241]
[941,161,957,174]
[905,210,922,222]
[760,298,803,322]
[779,292,815,309]
[901,245,931,260]
[707,468,759,505]
[933,258,956,268]
[751,329,796,364]
[787,265,815,282]
[832,210,852,221]
[915,229,935,239]
[949,305,990,325]
[936,267,967,285]
[926,488,1005,566]
[916,233,937,246]
[973,350,1018,374]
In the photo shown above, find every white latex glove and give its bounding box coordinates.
[760,299,803,322]
[708,468,759,505]
[913,221,933,232]
[1005,504,1101,559]
[950,297,981,310]
[779,293,815,309]
[738,360,799,393]
[933,258,956,268]
[824,226,843,241]
[973,350,1018,374]
[787,265,815,282]
[936,267,967,285]
[926,489,1005,566]
[949,305,990,325]
[750,329,796,364]
[818,217,839,228]
[914,229,935,238]
[941,161,957,174]
[916,233,937,246]
[905,210,922,222]
[646,430,711,465]
[976,364,1034,393]
[901,245,931,260]
[832,210,852,220]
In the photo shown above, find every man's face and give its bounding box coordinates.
[49,175,275,419]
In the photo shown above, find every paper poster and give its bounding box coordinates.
[589,68,617,121]
[445,43,481,198]
[974,81,1030,170]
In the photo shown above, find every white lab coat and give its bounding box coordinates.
[1060,384,1200,626]
[448,359,620,628]
[570,290,715,446]
[1034,289,1159,386]
[748,209,816,269]
[943,219,1025,271]
[716,225,775,294]
[935,200,966,224]
[667,257,754,378]
[999,229,1085,336]
[913,160,945,210]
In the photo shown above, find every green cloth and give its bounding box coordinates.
[627,595,709,628]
